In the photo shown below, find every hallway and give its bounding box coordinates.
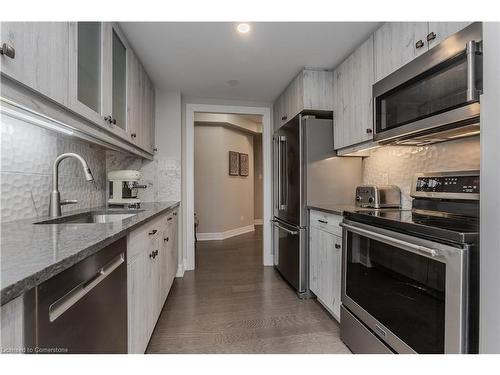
[146,227,350,353]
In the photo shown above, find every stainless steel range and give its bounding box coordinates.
[340,171,479,354]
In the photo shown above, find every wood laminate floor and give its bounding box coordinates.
[146,226,350,354]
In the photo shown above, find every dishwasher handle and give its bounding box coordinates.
[48,252,125,322]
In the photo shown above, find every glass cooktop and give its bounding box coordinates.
[344,208,479,245]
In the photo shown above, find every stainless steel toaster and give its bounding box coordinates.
[355,185,401,208]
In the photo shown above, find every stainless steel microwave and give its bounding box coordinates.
[373,22,483,145]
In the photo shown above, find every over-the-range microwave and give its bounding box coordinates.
[373,22,483,146]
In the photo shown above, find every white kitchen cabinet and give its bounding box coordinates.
[69,22,130,138]
[0,22,70,106]
[309,210,343,322]
[127,209,178,353]
[427,22,472,49]
[68,22,156,150]
[127,49,155,153]
[333,36,374,150]
[274,68,333,130]
[374,22,472,83]
[127,245,153,354]
[0,295,24,353]
[374,22,429,83]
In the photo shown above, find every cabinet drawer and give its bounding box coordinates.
[309,210,343,236]
[127,214,164,261]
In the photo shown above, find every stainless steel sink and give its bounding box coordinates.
[34,210,144,224]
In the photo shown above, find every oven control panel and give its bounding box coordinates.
[412,171,480,199]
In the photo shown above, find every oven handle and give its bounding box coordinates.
[340,222,439,258]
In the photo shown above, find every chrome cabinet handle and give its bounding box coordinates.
[148,229,157,235]
[0,43,15,59]
[318,219,328,224]
[335,243,341,249]
[149,250,159,259]
[167,217,173,221]
[48,253,124,322]
[131,133,137,138]
[281,115,287,121]
[340,222,439,258]
[366,128,373,134]
[164,237,169,242]
[415,40,424,49]
[426,31,437,42]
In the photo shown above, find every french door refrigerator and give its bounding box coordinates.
[272,114,361,297]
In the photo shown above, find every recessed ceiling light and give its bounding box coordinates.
[236,23,251,34]
[227,79,240,87]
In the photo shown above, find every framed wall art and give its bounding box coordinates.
[229,151,239,176]
[239,153,249,176]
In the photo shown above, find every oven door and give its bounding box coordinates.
[373,22,482,144]
[341,219,468,354]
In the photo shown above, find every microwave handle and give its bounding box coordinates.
[466,40,481,102]
[340,222,439,258]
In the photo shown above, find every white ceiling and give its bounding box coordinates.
[119,22,381,103]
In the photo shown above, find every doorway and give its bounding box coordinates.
[194,113,262,242]
[183,104,273,272]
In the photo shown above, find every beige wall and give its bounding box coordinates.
[362,136,480,209]
[254,134,263,221]
[194,125,255,234]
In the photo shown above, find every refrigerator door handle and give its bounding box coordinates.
[279,135,287,210]
[272,219,299,235]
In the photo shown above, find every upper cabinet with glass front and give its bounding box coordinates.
[69,22,129,139]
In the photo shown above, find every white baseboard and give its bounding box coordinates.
[197,224,255,241]
[254,219,263,225]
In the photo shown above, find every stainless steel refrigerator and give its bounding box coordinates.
[272,114,362,297]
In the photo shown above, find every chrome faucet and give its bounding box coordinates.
[49,153,94,217]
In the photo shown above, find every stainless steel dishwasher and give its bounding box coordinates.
[25,237,128,353]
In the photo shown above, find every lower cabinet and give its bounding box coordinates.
[309,211,342,322]
[127,208,179,353]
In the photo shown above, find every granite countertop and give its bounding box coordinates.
[1,201,180,305]
[307,204,358,216]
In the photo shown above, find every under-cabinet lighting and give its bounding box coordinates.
[1,98,74,136]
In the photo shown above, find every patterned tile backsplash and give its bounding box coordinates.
[1,114,107,221]
[1,114,181,222]
[362,136,480,208]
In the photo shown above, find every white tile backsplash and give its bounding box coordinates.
[1,113,181,223]
[1,114,107,222]
[362,136,480,208]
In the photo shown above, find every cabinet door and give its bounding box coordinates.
[427,22,472,50]
[143,74,155,152]
[374,22,429,82]
[332,235,342,321]
[1,22,69,106]
[69,22,107,127]
[333,64,345,149]
[150,242,162,323]
[302,70,333,111]
[351,36,374,145]
[333,36,374,150]
[127,251,152,354]
[109,24,129,138]
[309,226,321,295]
[127,49,141,146]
